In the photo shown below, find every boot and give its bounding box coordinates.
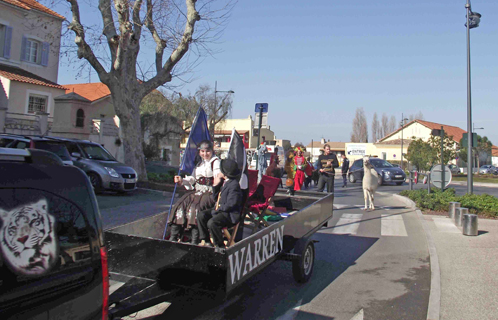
[169,224,181,242]
[190,227,200,245]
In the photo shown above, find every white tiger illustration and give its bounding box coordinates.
[0,199,58,276]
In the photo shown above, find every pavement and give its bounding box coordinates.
[394,194,498,320]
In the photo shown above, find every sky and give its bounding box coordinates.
[54,0,498,147]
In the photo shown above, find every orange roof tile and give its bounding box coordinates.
[1,0,65,19]
[492,146,498,157]
[0,63,66,89]
[379,119,467,144]
[64,83,111,102]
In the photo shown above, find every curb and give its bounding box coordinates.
[388,193,440,320]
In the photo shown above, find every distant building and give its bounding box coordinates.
[306,139,345,162]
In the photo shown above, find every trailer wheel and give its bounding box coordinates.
[292,241,315,283]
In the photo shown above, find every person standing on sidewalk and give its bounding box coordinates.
[341,154,350,188]
[316,144,339,193]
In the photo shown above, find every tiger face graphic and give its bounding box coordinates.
[0,199,58,276]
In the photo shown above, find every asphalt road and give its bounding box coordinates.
[99,178,497,320]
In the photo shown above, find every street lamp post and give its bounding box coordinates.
[400,114,409,170]
[213,80,234,138]
[465,0,481,194]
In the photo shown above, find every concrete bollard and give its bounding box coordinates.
[463,214,478,236]
[454,207,468,227]
[448,202,461,219]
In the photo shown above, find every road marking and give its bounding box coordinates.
[350,308,364,320]
[332,214,363,234]
[381,214,408,236]
[433,217,461,233]
[276,299,303,320]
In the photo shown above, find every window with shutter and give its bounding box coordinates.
[3,26,12,58]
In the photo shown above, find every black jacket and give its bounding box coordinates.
[317,153,339,175]
[211,179,243,224]
[342,158,350,174]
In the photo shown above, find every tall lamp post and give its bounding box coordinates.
[213,81,234,138]
[465,0,481,194]
[400,114,409,170]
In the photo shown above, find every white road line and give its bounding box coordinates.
[433,217,461,233]
[350,308,364,320]
[381,214,408,237]
[332,214,363,234]
[276,299,303,320]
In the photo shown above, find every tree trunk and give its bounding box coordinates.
[109,86,148,181]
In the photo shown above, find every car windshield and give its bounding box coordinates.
[370,159,394,168]
[80,143,115,161]
[35,141,71,161]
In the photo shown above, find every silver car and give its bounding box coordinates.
[50,137,138,192]
[479,165,496,174]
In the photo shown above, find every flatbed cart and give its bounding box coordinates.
[106,192,334,319]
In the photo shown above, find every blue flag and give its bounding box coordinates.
[180,107,211,175]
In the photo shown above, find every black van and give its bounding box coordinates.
[0,148,108,319]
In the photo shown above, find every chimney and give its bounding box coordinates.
[320,138,326,144]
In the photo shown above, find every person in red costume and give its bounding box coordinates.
[293,146,308,191]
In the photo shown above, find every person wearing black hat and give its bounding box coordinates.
[197,158,243,248]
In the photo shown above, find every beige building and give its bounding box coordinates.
[0,0,65,134]
[51,83,181,165]
[181,115,276,152]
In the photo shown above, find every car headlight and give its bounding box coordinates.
[104,167,120,178]
[383,171,391,176]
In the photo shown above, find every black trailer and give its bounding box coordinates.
[106,192,334,319]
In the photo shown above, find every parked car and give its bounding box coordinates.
[348,157,406,186]
[50,137,138,193]
[0,147,108,320]
[1,134,73,166]
[448,164,460,174]
[479,165,497,174]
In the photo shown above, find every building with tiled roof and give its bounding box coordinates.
[64,83,112,102]
[0,0,65,135]
[379,119,467,145]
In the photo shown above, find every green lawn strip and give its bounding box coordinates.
[452,175,498,184]
[400,188,498,218]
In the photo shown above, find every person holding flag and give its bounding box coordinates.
[168,140,221,244]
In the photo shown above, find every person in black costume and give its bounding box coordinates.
[316,144,339,193]
[197,159,243,248]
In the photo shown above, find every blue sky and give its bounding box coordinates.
[55,0,498,146]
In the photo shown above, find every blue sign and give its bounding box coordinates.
[255,103,268,113]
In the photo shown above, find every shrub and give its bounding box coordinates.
[147,172,175,183]
[400,188,498,217]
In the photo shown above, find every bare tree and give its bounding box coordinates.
[381,113,389,139]
[388,115,397,134]
[408,112,424,122]
[371,112,380,142]
[65,0,233,179]
[351,108,368,143]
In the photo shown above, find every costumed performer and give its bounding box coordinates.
[168,140,220,244]
[293,146,309,191]
[284,149,296,196]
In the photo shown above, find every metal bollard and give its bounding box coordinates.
[454,207,468,227]
[463,214,478,236]
[409,171,413,190]
[448,202,461,219]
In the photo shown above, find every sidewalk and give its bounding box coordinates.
[396,195,498,320]
[450,180,498,188]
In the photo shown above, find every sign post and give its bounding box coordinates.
[254,103,268,169]
[430,164,452,190]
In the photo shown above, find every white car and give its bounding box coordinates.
[479,165,497,174]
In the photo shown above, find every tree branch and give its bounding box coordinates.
[142,0,200,94]
[67,0,109,83]
[145,0,167,74]
[98,0,119,63]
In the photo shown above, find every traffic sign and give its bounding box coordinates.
[255,103,268,113]
[430,164,452,189]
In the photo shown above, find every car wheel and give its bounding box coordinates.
[349,174,356,183]
[88,173,102,193]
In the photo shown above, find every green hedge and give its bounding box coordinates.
[399,188,498,217]
[147,171,176,183]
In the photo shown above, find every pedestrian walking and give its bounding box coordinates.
[284,149,296,195]
[316,144,339,193]
[293,147,309,191]
[341,154,350,188]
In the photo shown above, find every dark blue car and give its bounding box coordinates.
[348,158,407,186]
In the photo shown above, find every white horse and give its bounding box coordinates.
[362,157,379,210]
